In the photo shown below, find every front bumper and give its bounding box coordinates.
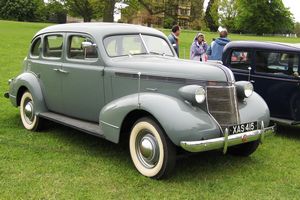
[180,121,276,154]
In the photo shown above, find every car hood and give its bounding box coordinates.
[106,56,234,83]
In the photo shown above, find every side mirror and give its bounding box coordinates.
[81,41,97,49]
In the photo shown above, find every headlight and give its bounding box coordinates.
[195,87,206,103]
[235,81,253,99]
[178,85,206,104]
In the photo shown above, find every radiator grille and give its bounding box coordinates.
[206,86,240,129]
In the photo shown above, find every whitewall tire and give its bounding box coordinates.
[20,91,41,131]
[129,117,176,179]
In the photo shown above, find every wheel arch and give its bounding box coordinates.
[99,93,220,145]
[11,72,47,114]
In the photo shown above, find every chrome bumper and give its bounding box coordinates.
[180,121,276,154]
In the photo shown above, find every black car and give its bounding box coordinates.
[223,41,300,125]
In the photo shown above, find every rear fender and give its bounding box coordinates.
[9,72,47,114]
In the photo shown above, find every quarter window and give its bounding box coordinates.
[68,35,98,59]
[229,50,251,70]
[44,35,63,58]
[255,51,299,76]
[31,38,41,57]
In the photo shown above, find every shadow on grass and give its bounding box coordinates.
[4,114,259,181]
[276,123,300,140]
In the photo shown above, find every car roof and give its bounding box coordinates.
[224,41,300,52]
[33,22,164,39]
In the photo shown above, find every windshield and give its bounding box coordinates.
[103,34,174,57]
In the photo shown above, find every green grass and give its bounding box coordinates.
[1,20,300,199]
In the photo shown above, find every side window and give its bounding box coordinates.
[68,35,98,60]
[255,51,299,76]
[31,38,41,57]
[229,50,251,70]
[44,35,63,58]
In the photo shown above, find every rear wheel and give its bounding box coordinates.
[129,117,176,179]
[20,91,41,131]
[228,140,260,156]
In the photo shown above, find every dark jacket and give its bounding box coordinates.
[168,33,179,57]
[207,38,230,60]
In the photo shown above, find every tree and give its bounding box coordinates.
[45,0,67,23]
[0,0,45,21]
[121,0,140,23]
[295,22,300,37]
[190,0,205,30]
[66,0,96,22]
[219,0,238,32]
[103,0,116,22]
[235,0,294,35]
[204,0,219,31]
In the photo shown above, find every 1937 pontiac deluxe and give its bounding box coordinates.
[5,23,275,179]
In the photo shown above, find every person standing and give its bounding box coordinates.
[207,27,230,61]
[168,25,181,57]
[190,33,208,61]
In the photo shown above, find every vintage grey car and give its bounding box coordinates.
[5,23,275,179]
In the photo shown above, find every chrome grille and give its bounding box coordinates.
[206,86,240,129]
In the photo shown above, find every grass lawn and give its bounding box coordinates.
[1,20,300,199]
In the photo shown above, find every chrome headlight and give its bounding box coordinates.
[178,85,206,104]
[235,81,253,99]
[195,87,206,103]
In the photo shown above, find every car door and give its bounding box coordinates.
[61,33,105,122]
[28,34,64,113]
[252,50,300,120]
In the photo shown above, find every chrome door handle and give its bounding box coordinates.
[53,69,69,74]
[59,69,69,74]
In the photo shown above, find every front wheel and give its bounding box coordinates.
[129,117,176,179]
[20,91,41,131]
[228,140,260,156]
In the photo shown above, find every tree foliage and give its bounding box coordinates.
[204,0,219,31]
[0,0,44,21]
[190,0,205,30]
[219,0,238,32]
[66,0,96,22]
[235,0,294,35]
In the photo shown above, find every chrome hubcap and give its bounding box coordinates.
[24,101,34,123]
[136,132,159,169]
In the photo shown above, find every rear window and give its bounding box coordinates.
[31,38,41,57]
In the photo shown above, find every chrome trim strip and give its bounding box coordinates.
[9,94,16,98]
[180,122,275,153]
[100,120,119,129]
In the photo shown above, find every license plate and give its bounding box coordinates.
[229,122,258,135]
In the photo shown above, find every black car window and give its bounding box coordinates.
[229,50,251,70]
[31,38,41,57]
[68,35,98,60]
[44,35,63,58]
[255,51,299,76]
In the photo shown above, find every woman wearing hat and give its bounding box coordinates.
[190,33,208,61]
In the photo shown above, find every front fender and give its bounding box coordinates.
[100,93,221,145]
[238,92,270,127]
[9,72,47,114]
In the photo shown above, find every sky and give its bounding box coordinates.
[204,0,300,23]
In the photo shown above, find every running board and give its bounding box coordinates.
[39,112,104,137]
[271,117,300,126]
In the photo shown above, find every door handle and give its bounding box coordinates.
[53,68,69,74]
[59,69,69,74]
